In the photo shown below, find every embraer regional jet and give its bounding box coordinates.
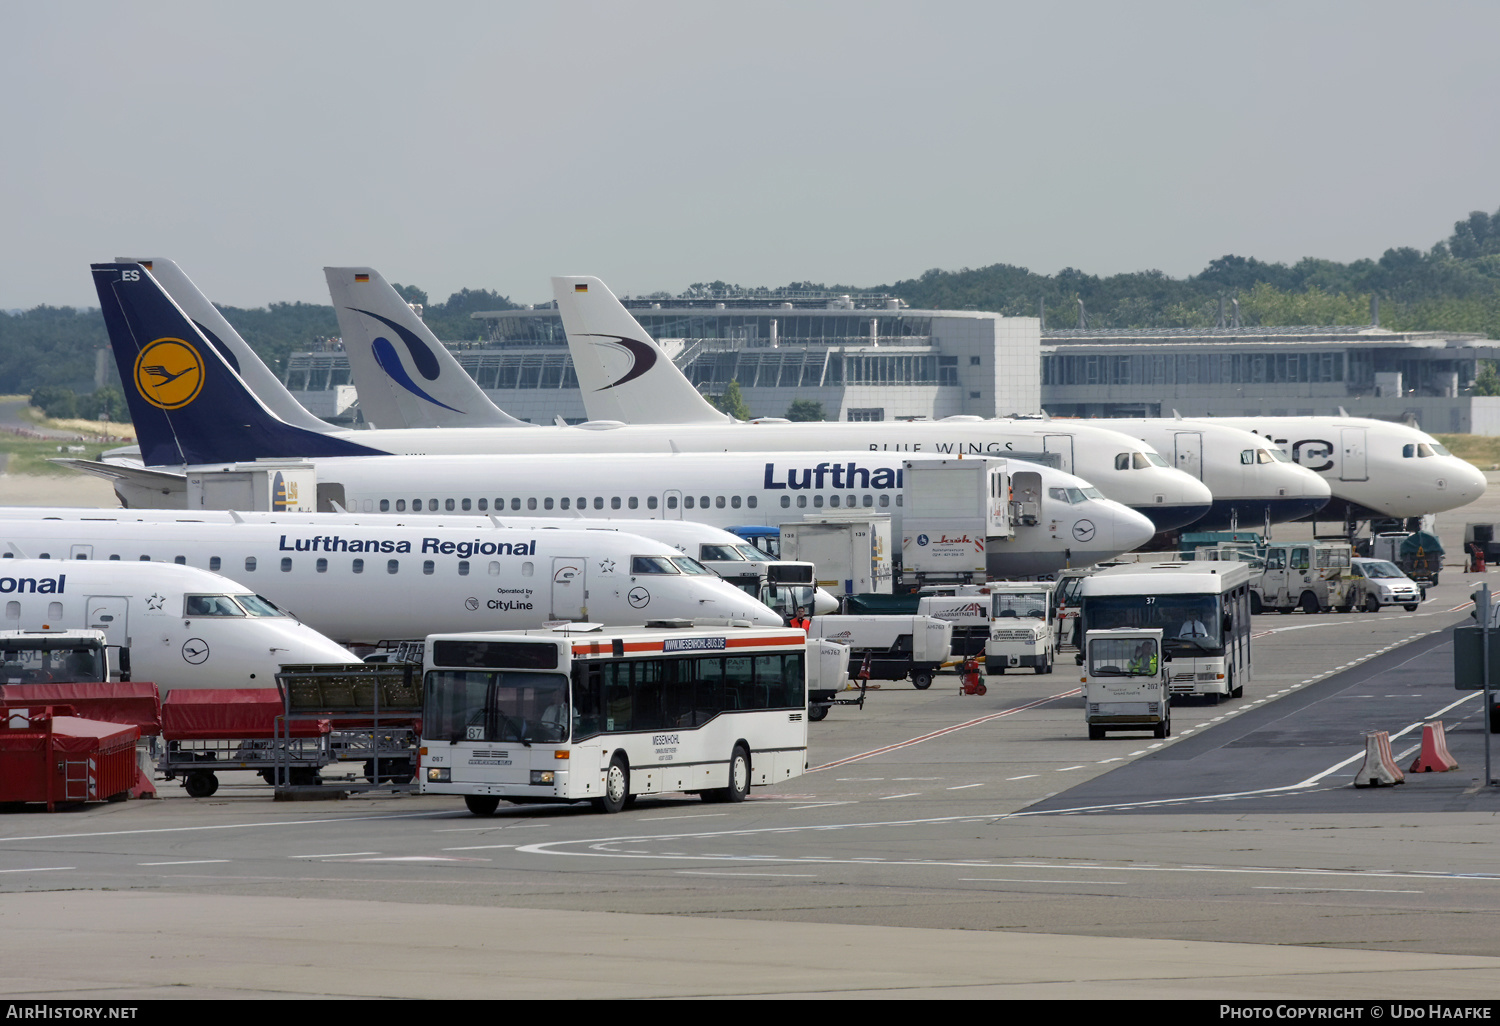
[1,520,782,646]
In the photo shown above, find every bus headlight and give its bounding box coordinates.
[530,770,556,786]
[427,767,450,783]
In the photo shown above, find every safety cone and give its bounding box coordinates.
[1353,730,1406,788]
[1409,721,1458,773]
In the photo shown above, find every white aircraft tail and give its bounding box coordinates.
[325,267,530,429]
[118,257,336,434]
[553,276,727,424]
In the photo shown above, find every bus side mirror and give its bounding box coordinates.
[114,646,131,682]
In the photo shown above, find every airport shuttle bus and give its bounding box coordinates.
[1077,562,1252,703]
[420,624,809,814]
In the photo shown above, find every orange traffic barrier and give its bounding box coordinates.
[1409,721,1459,773]
[1353,730,1406,788]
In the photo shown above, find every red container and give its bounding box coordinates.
[0,707,141,811]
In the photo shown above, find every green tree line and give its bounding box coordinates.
[11,206,1500,419]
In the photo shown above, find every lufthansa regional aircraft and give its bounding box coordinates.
[1,521,783,646]
[543,276,1332,533]
[89,262,1212,532]
[1191,415,1486,522]
[0,559,356,692]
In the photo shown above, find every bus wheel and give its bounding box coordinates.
[807,704,829,722]
[1299,592,1320,615]
[1249,592,1263,614]
[596,756,629,814]
[723,745,750,803]
[911,672,933,690]
[464,795,500,816]
[1088,725,1105,740]
[184,770,218,798]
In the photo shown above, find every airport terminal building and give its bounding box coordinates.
[282,291,1500,434]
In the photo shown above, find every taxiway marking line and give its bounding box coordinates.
[808,687,1082,771]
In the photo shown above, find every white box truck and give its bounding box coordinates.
[780,517,893,598]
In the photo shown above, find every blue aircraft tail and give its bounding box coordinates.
[91,263,386,466]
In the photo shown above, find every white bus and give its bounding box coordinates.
[1077,562,1253,703]
[419,622,809,814]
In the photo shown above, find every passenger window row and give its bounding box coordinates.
[21,552,530,579]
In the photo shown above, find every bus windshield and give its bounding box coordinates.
[1084,594,1223,653]
[424,670,570,745]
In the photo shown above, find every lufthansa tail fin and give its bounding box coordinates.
[325,267,531,429]
[91,263,386,467]
[553,276,728,425]
[117,257,337,434]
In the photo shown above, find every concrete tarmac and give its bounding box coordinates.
[7,891,1500,1000]
[4,474,1500,999]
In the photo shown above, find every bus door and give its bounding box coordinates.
[1173,432,1204,480]
[1043,434,1075,475]
[85,596,129,649]
[1340,428,1368,481]
[550,558,587,620]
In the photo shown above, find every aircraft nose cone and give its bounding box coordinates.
[1114,503,1157,552]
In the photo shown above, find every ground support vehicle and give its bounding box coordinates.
[1053,563,1128,652]
[159,688,333,797]
[1369,531,1443,595]
[0,629,130,685]
[420,622,809,814]
[805,615,953,690]
[1079,562,1252,703]
[1252,541,1353,613]
[916,594,992,661]
[1347,558,1423,612]
[1083,628,1170,740]
[804,638,854,722]
[981,582,1056,675]
[781,517,893,598]
[0,704,139,810]
[276,662,423,789]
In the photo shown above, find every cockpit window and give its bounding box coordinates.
[1403,443,1437,458]
[1431,443,1453,457]
[1081,486,1104,500]
[184,594,246,617]
[1048,487,1078,504]
[1114,453,1131,471]
[734,544,770,563]
[671,557,713,575]
[1240,449,1255,465]
[1269,448,1293,463]
[1067,487,1087,504]
[1257,449,1275,464]
[631,556,680,575]
[698,545,744,562]
[236,594,287,617]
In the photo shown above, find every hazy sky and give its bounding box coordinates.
[4,1,1498,310]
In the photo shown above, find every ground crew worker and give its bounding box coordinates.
[789,607,811,631]
[1128,641,1158,675]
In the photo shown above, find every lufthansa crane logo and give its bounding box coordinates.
[133,338,205,410]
